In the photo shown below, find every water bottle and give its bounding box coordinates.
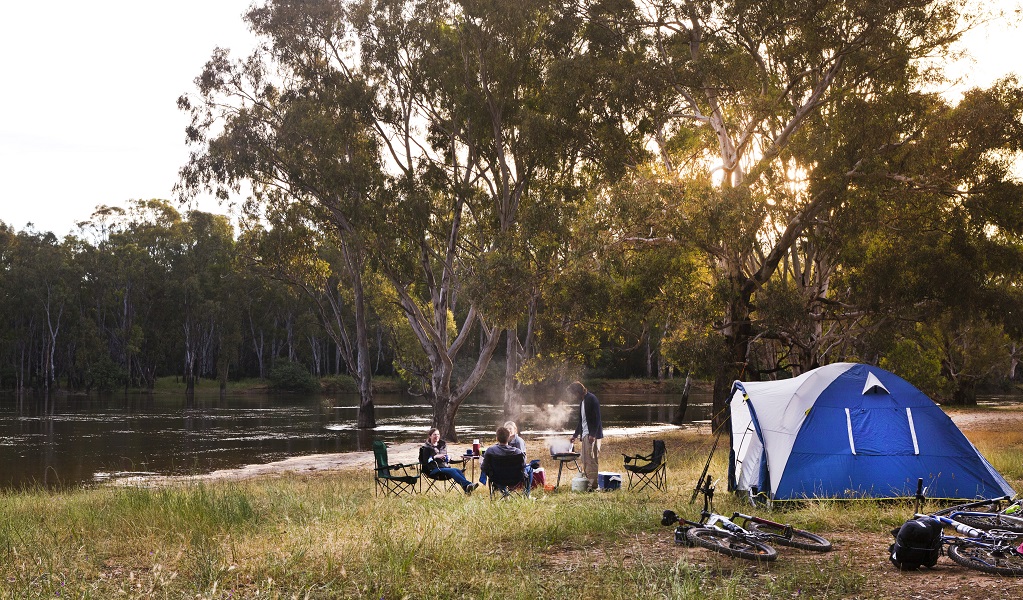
[953,521,981,537]
[472,439,480,456]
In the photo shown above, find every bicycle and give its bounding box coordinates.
[930,495,1023,533]
[661,475,832,561]
[914,512,1023,576]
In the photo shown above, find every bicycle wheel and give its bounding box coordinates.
[947,542,1023,576]
[954,513,1023,533]
[684,527,778,562]
[746,522,833,552]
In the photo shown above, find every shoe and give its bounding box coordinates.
[465,482,480,495]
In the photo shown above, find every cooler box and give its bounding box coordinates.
[531,467,546,489]
[598,472,622,491]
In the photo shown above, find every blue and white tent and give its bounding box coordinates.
[729,363,1014,501]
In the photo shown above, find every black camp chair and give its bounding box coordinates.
[419,445,467,493]
[373,440,420,497]
[482,451,528,499]
[622,439,667,492]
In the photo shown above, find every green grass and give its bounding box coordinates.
[1,428,1019,599]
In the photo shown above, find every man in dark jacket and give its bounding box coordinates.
[568,381,603,491]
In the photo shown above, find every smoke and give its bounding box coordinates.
[532,401,575,432]
[545,436,575,455]
[527,400,579,455]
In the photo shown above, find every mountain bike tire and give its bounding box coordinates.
[746,522,833,552]
[953,513,1023,533]
[932,501,1001,517]
[684,527,778,562]
[947,542,1023,576]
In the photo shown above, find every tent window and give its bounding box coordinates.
[845,408,917,456]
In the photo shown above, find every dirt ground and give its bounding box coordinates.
[116,404,1023,597]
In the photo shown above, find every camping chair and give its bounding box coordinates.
[482,451,528,499]
[419,449,467,494]
[622,439,667,492]
[373,440,420,497]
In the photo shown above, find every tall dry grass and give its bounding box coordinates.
[1,426,1019,599]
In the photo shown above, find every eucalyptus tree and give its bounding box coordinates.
[74,201,182,391]
[179,1,388,427]
[180,0,637,438]
[159,210,239,395]
[0,226,47,391]
[422,0,648,415]
[8,231,80,393]
[818,79,1023,403]
[238,204,386,392]
[640,0,993,426]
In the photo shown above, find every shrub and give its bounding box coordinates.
[267,361,319,392]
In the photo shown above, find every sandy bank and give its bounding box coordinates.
[113,406,1020,487]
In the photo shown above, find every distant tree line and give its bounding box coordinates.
[6,0,1023,440]
[0,200,679,397]
[0,202,388,395]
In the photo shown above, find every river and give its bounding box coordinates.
[0,389,711,489]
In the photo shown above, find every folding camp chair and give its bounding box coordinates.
[482,451,528,499]
[419,450,467,494]
[622,439,667,492]
[373,440,420,497]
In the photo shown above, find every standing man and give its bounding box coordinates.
[568,381,603,491]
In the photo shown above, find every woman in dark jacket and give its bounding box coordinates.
[419,428,480,495]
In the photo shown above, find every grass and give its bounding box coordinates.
[1,428,1020,599]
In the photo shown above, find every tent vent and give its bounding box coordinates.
[861,372,890,395]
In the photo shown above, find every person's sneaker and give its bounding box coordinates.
[465,482,480,495]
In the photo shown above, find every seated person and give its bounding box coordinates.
[420,428,480,495]
[481,425,530,493]
[504,420,540,484]
[505,420,527,456]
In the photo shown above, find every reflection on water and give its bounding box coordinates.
[0,389,710,489]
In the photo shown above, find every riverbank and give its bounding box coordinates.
[114,402,1018,488]
[115,375,699,396]
[4,405,1021,599]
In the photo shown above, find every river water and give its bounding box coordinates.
[0,389,711,489]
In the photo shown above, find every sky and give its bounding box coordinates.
[1,2,1021,238]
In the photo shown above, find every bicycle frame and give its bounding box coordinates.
[936,495,1014,516]
[683,476,777,542]
[917,513,989,539]
[917,513,1023,559]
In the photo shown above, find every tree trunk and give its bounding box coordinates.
[503,326,518,418]
[672,373,692,425]
[352,267,376,429]
[712,293,755,433]
[432,361,457,440]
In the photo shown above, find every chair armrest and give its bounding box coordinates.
[386,462,420,474]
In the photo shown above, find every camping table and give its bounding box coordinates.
[458,454,481,482]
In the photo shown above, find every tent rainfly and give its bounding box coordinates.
[729,363,1015,501]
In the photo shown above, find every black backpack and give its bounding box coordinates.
[889,518,943,570]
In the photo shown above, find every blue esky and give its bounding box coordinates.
[0,2,1020,238]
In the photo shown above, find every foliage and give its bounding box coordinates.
[0,1,1021,428]
[267,361,320,393]
[879,338,951,401]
